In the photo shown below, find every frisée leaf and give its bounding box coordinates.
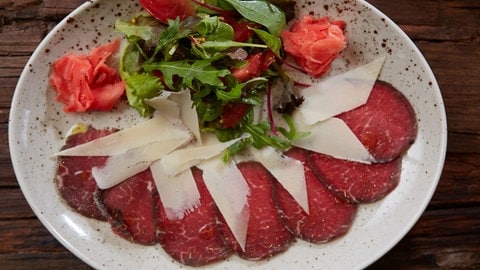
[125,72,164,116]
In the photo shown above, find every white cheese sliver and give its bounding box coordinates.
[299,56,386,125]
[150,160,201,221]
[91,137,191,189]
[198,158,250,251]
[293,115,374,163]
[248,147,309,214]
[145,94,180,121]
[147,90,202,144]
[160,137,243,176]
[168,90,203,144]
[56,115,191,156]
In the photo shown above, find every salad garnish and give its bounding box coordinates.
[113,0,345,157]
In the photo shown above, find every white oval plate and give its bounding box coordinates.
[9,0,447,269]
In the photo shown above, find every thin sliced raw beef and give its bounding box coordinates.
[98,169,158,245]
[219,161,294,260]
[308,151,402,203]
[156,167,231,266]
[273,148,357,243]
[337,80,417,162]
[56,127,115,220]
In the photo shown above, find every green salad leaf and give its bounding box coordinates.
[196,16,235,41]
[222,0,286,36]
[125,73,164,116]
[143,60,230,89]
[251,28,282,56]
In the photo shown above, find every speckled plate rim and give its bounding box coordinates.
[9,0,447,269]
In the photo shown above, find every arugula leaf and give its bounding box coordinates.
[222,0,286,36]
[243,121,291,150]
[222,138,251,162]
[153,18,192,61]
[277,114,311,141]
[143,60,230,89]
[216,85,243,101]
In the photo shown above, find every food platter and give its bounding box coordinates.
[9,0,447,269]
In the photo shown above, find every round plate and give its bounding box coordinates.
[9,0,447,269]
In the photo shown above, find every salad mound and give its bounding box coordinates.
[114,0,346,156]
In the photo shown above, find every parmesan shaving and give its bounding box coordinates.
[298,56,386,125]
[150,161,201,220]
[198,157,250,251]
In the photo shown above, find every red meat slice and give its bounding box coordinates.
[218,161,294,260]
[338,80,417,162]
[56,127,115,220]
[98,169,158,245]
[156,167,231,266]
[273,147,357,243]
[308,151,402,203]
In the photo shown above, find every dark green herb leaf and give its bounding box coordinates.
[222,0,286,36]
[196,16,235,41]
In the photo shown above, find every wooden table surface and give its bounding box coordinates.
[1,0,479,269]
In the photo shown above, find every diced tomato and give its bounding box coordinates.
[221,102,250,128]
[261,49,277,71]
[50,39,125,112]
[231,50,277,82]
[139,0,196,24]
[231,20,254,42]
[231,53,262,82]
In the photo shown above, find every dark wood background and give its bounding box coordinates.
[1,0,479,269]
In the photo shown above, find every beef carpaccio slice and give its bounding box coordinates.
[273,148,357,243]
[155,167,231,266]
[308,151,402,203]
[98,169,158,245]
[337,80,417,162]
[219,161,294,260]
[56,127,115,220]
